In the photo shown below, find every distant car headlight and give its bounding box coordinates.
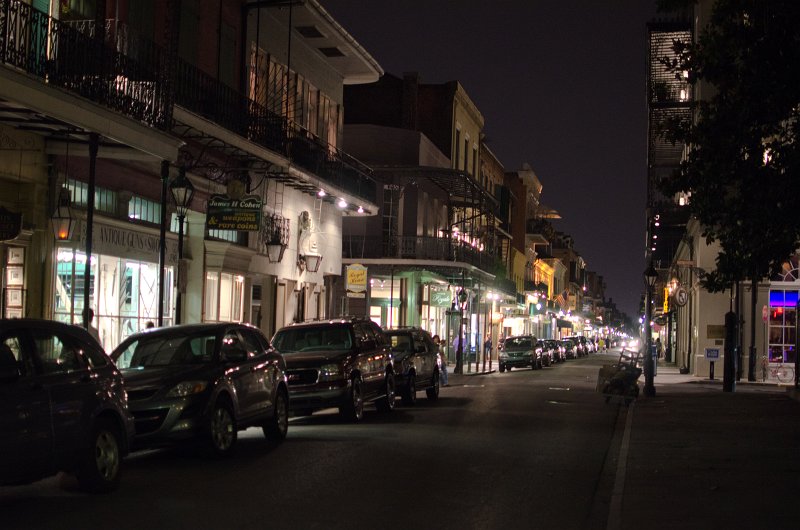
[166,381,208,397]
[318,363,343,382]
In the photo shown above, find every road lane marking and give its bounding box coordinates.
[607,402,634,530]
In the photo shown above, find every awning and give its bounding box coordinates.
[556,319,573,329]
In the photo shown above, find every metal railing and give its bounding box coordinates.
[0,2,170,129]
[343,235,495,272]
[0,4,375,204]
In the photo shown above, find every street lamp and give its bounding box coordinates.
[51,187,75,241]
[643,260,658,397]
[170,167,194,325]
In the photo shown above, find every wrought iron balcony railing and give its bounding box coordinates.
[172,46,376,205]
[0,4,375,205]
[343,235,495,272]
[0,1,170,129]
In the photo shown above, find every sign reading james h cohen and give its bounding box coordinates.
[206,194,262,231]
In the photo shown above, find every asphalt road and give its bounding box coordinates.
[2,352,629,530]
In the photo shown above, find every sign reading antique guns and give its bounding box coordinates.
[206,194,263,231]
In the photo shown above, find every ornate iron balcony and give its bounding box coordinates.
[0,2,170,129]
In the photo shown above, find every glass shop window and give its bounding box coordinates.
[204,272,244,323]
[768,290,798,364]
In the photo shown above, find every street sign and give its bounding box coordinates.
[704,348,720,360]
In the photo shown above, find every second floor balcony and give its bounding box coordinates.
[343,235,495,273]
[0,3,376,206]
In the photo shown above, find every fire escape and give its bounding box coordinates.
[646,20,693,276]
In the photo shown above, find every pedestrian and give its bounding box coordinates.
[483,333,492,364]
[656,337,664,359]
[82,308,101,345]
[433,334,448,386]
[145,321,155,329]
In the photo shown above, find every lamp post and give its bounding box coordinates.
[170,167,194,325]
[643,261,658,397]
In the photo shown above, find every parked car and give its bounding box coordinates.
[537,339,553,367]
[110,323,289,456]
[384,327,440,405]
[561,338,578,360]
[271,317,395,421]
[564,336,586,357]
[498,335,540,372]
[546,339,566,362]
[0,319,134,493]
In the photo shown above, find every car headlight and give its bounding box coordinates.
[166,381,208,397]
[499,352,508,360]
[318,363,343,382]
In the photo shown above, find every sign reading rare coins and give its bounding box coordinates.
[206,194,262,231]
[346,264,367,298]
[0,207,22,241]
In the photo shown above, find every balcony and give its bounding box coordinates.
[343,235,495,272]
[0,4,375,205]
[0,2,170,130]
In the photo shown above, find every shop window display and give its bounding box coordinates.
[768,290,798,364]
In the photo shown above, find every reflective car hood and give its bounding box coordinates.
[121,365,216,389]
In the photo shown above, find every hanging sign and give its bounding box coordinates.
[346,264,367,298]
[206,194,262,231]
[0,207,22,241]
[674,287,688,307]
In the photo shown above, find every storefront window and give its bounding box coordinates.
[768,289,798,364]
[370,277,400,328]
[204,271,244,323]
[54,250,170,351]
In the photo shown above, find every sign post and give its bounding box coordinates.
[705,347,721,380]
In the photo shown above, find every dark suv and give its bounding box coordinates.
[0,319,134,493]
[384,327,440,405]
[271,318,395,421]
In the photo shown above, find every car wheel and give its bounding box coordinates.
[402,373,417,406]
[499,364,505,373]
[208,399,237,456]
[262,388,289,443]
[425,370,440,400]
[376,372,396,413]
[75,418,122,494]
[339,376,364,422]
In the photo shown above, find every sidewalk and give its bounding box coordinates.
[617,361,800,530]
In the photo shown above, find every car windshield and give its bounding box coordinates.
[504,337,532,350]
[387,334,413,352]
[272,325,352,353]
[112,333,217,368]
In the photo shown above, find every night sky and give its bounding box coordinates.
[323,0,660,318]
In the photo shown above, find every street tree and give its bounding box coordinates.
[656,0,800,380]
